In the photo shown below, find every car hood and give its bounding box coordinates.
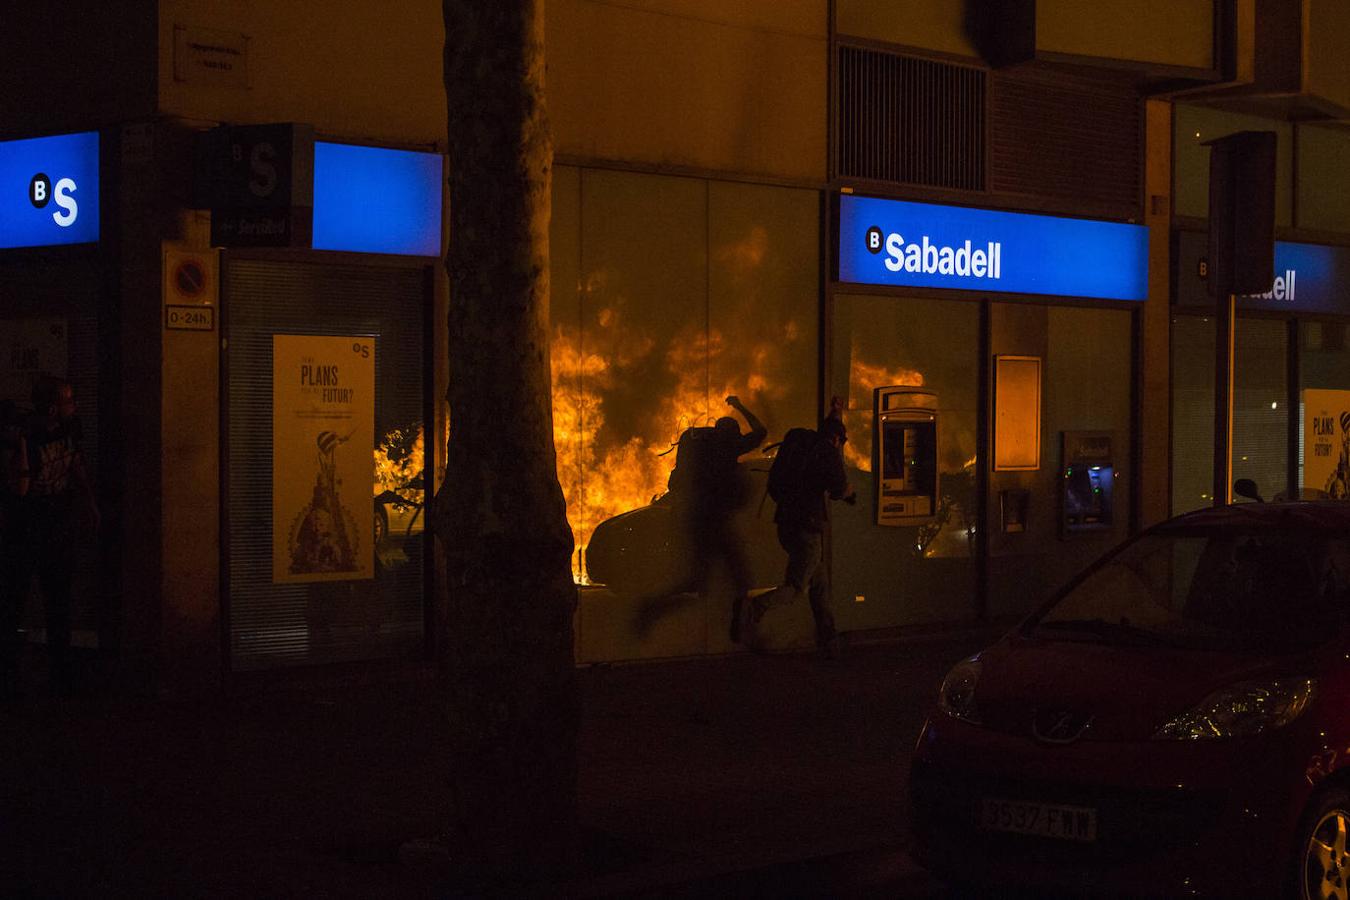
[972,633,1312,742]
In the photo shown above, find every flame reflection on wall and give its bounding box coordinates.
[841,354,925,473]
[551,318,795,583]
[367,347,927,581]
[374,426,425,496]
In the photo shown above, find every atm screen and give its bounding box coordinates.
[881,421,908,484]
[881,421,935,496]
[1064,465,1113,528]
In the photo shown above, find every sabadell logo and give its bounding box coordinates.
[28,171,79,228]
[865,225,1001,280]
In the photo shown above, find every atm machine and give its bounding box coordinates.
[873,386,939,526]
[1060,431,1115,536]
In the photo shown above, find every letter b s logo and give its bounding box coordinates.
[866,226,883,254]
[29,173,51,208]
[249,142,278,198]
[29,172,78,227]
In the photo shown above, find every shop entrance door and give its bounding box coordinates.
[0,258,106,652]
[222,257,430,671]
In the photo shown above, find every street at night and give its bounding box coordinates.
[1,629,999,897]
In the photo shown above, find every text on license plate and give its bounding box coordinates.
[979,798,1098,842]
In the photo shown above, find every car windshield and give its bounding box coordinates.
[1030,529,1350,652]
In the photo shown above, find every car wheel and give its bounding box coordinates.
[1294,787,1350,900]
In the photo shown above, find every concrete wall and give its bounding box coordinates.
[0,0,157,137]
[835,0,1212,70]
[547,0,828,182]
[158,0,445,146]
[159,0,831,182]
[835,0,979,58]
[1307,0,1350,111]
[1037,0,1213,69]
[1297,124,1350,234]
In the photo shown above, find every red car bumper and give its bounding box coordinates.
[909,714,1310,897]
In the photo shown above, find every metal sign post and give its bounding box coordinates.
[1205,131,1277,507]
[1213,291,1236,505]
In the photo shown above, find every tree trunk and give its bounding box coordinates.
[437,0,578,883]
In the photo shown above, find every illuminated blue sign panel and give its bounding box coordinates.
[1176,231,1350,315]
[0,131,100,249]
[312,142,442,256]
[838,194,1148,301]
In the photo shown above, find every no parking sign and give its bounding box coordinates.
[162,245,218,329]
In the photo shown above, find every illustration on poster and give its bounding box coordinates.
[288,428,360,575]
[1329,411,1350,500]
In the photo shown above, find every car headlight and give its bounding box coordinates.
[937,656,982,725]
[1153,678,1315,740]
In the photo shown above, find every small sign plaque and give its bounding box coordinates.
[166,305,215,331]
[174,25,249,88]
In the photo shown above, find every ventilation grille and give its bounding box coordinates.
[837,46,986,190]
[989,69,1141,214]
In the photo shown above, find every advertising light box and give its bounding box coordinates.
[312,142,442,257]
[0,131,100,250]
[838,194,1148,301]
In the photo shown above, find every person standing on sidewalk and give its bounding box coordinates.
[0,399,30,700]
[23,377,98,695]
[749,396,855,658]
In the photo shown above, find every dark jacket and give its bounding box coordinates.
[669,421,767,516]
[773,433,849,532]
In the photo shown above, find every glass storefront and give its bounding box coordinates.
[829,293,979,626]
[1299,322,1350,496]
[828,297,1135,626]
[985,302,1135,619]
[1171,315,1289,512]
[1170,231,1350,512]
[551,167,820,658]
[555,180,1147,658]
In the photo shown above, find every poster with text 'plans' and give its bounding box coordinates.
[1303,389,1350,500]
[273,334,375,584]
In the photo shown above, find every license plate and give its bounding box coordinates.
[979,797,1098,842]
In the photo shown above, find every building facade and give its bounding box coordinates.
[2,1,1344,691]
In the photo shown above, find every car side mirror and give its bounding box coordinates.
[1234,478,1264,503]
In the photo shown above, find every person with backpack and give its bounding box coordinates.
[666,395,766,643]
[748,395,856,659]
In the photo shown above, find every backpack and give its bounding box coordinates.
[766,427,819,505]
[667,426,733,497]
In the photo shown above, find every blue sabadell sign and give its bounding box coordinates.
[0,131,100,250]
[838,194,1148,301]
[1176,231,1350,315]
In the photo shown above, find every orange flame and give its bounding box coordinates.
[550,306,803,582]
[841,354,924,473]
[548,222,813,583]
[374,426,425,495]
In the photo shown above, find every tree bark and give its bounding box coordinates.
[437,0,578,883]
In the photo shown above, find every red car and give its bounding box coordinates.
[910,502,1350,898]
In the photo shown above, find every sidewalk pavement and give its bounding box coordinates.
[0,621,1009,898]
